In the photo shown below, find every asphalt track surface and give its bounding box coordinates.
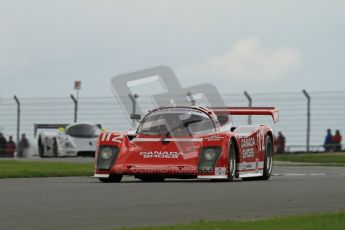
[1,166,345,230]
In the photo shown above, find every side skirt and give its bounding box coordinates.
[238,171,263,178]
[197,175,228,179]
[237,161,264,178]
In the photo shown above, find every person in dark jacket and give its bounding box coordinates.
[324,129,333,152]
[0,133,7,157]
[6,135,16,158]
[18,133,30,158]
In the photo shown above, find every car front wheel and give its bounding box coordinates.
[99,174,123,183]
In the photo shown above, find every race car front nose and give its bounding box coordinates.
[96,146,120,171]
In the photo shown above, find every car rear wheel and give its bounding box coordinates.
[260,135,273,180]
[228,140,237,181]
[99,174,123,183]
[242,135,273,181]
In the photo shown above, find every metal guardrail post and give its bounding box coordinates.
[70,94,78,123]
[129,94,138,127]
[244,91,252,125]
[302,89,311,152]
[13,95,20,143]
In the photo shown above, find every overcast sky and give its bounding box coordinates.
[0,0,344,98]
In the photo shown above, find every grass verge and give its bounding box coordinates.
[274,152,345,166]
[0,160,93,178]
[119,212,345,230]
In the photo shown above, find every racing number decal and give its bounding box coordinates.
[101,133,123,143]
[112,135,123,143]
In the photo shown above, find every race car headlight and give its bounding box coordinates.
[96,146,120,171]
[100,147,113,159]
[64,141,75,148]
[198,147,221,173]
[204,148,217,161]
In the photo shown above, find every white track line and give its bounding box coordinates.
[273,173,343,177]
[284,173,307,176]
[309,173,326,176]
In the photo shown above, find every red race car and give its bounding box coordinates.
[94,106,279,182]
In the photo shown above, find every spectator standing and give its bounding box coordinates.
[18,134,30,158]
[324,129,333,152]
[6,136,16,158]
[332,130,342,152]
[0,133,7,157]
[275,131,286,153]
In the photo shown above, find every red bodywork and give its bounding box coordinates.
[94,106,278,180]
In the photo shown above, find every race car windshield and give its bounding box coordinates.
[137,108,216,136]
[65,124,101,138]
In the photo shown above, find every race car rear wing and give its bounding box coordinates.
[209,107,279,123]
[34,124,69,137]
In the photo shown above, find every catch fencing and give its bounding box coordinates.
[0,90,344,152]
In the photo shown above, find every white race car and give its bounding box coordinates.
[36,123,102,157]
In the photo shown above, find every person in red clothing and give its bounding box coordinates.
[275,131,286,153]
[6,135,16,158]
[332,130,342,152]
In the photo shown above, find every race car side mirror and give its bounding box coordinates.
[130,114,141,120]
[217,114,229,125]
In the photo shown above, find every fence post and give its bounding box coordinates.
[70,94,78,123]
[244,91,252,125]
[302,89,311,152]
[13,95,20,143]
[129,94,138,127]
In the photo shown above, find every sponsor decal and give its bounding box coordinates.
[237,161,264,171]
[215,167,226,176]
[205,135,223,141]
[241,137,256,159]
[139,151,184,159]
[241,137,255,148]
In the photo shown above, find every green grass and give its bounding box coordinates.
[274,152,345,166]
[0,160,93,178]
[119,212,345,230]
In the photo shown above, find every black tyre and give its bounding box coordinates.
[99,174,123,183]
[260,135,273,180]
[53,139,58,157]
[136,176,165,182]
[228,141,237,181]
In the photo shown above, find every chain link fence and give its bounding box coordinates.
[0,91,344,152]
